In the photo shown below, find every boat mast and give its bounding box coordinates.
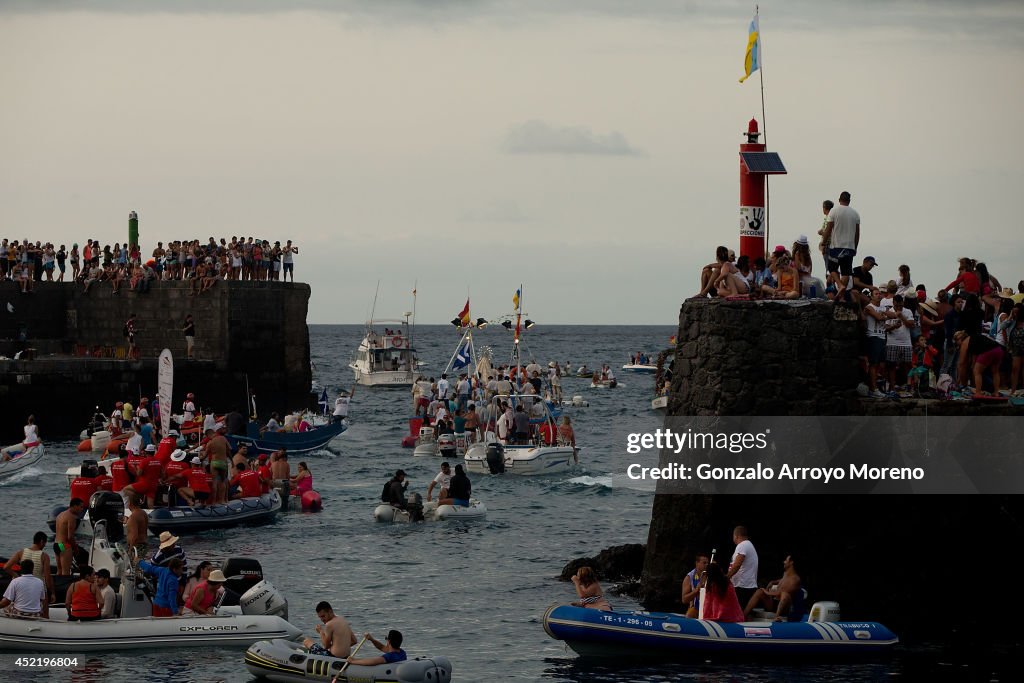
[369,280,380,333]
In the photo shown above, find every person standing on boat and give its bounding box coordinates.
[303,601,357,657]
[347,630,408,666]
[438,464,471,508]
[456,374,471,411]
[0,559,48,618]
[427,462,452,503]
[726,526,759,609]
[333,387,355,424]
[54,499,84,575]
[3,531,56,601]
[138,557,184,617]
[681,552,710,618]
[125,493,149,570]
[205,425,232,504]
[570,566,611,611]
[437,373,451,402]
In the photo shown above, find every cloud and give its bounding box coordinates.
[503,120,643,157]
[459,200,529,223]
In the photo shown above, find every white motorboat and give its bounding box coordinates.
[463,394,578,476]
[412,430,467,459]
[0,442,44,480]
[1,494,302,652]
[349,317,421,387]
[621,363,657,373]
[373,498,487,523]
[589,379,619,389]
[246,638,453,683]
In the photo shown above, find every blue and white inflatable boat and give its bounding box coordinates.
[543,604,898,657]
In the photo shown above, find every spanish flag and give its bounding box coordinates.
[739,13,760,83]
[456,299,471,327]
[513,288,521,310]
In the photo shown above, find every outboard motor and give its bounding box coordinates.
[406,492,425,522]
[272,478,291,512]
[220,557,265,607]
[239,579,289,621]
[486,443,506,474]
[80,460,99,479]
[438,434,456,458]
[89,490,125,543]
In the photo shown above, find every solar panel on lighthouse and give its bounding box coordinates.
[740,152,787,174]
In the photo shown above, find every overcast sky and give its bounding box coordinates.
[2,1,1022,324]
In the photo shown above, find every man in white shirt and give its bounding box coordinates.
[823,191,861,298]
[726,525,759,609]
[333,387,355,424]
[426,462,452,502]
[436,374,450,401]
[96,568,116,618]
[1,560,48,617]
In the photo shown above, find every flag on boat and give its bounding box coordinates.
[456,299,471,328]
[318,388,329,414]
[451,339,473,371]
[668,334,677,345]
[513,288,521,310]
[739,12,760,83]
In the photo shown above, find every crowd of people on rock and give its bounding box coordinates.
[0,235,300,295]
[692,191,1024,398]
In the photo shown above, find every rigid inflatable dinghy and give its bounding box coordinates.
[543,604,898,658]
[373,498,487,523]
[148,490,283,534]
[245,638,453,683]
[0,443,44,480]
[2,495,302,652]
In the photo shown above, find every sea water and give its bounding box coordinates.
[0,325,990,681]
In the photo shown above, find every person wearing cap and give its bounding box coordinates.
[152,531,188,574]
[347,629,408,666]
[163,448,191,492]
[123,443,162,508]
[182,392,197,423]
[426,462,452,503]
[821,190,861,300]
[136,396,150,426]
[851,256,877,304]
[183,568,226,616]
[178,457,211,507]
[95,568,116,618]
[333,387,356,424]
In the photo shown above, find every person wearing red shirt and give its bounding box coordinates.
[110,452,130,493]
[124,445,162,507]
[70,475,98,507]
[256,454,272,494]
[178,458,210,507]
[155,432,178,467]
[163,450,191,492]
[93,465,114,492]
[229,462,260,499]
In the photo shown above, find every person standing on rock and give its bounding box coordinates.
[726,525,759,609]
[821,191,861,300]
[183,314,195,359]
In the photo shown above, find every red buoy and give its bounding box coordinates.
[300,490,322,512]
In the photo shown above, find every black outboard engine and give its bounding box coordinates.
[406,492,425,522]
[486,443,506,474]
[220,557,265,607]
[80,460,99,479]
[89,491,125,543]
[86,411,106,437]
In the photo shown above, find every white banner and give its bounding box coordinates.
[158,349,173,436]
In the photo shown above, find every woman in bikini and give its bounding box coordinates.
[570,566,611,611]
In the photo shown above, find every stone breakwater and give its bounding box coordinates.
[0,281,312,436]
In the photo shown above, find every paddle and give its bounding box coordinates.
[332,634,369,683]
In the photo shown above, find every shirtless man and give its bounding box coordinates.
[303,601,356,657]
[124,494,149,569]
[743,554,802,621]
[204,426,231,503]
[270,449,290,481]
[54,499,84,575]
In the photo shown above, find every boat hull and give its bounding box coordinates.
[373,499,487,522]
[542,605,898,658]
[227,421,346,456]
[245,638,453,683]
[350,365,416,386]
[0,613,301,652]
[0,443,44,479]
[621,364,657,373]
[464,444,576,475]
[147,491,283,534]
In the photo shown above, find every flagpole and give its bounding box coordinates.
[757,5,770,256]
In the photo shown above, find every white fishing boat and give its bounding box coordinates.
[0,442,44,480]
[1,494,301,652]
[622,361,657,373]
[349,316,422,386]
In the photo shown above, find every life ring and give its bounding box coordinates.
[392,336,404,348]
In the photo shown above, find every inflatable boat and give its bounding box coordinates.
[0,443,44,480]
[245,638,453,683]
[542,604,898,658]
[148,491,283,534]
[1,497,302,652]
[373,498,487,523]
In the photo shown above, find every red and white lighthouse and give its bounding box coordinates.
[738,118,786,262]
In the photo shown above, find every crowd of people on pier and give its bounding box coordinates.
[693,191,1024,398]
[0,235,300,295]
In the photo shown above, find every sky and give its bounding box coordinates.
[2,1,1023,324]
